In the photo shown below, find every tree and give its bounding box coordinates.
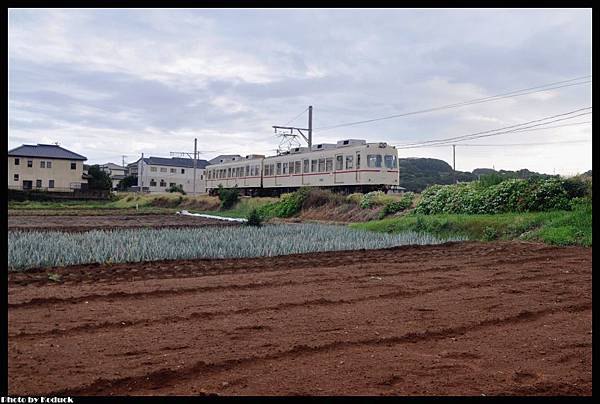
[117,175,138,190]
[166,184,186,194]
[87,165,113,190]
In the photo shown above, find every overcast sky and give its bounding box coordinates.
[8,8,592,175]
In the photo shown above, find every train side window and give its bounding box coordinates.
[335,155,343,170]
[295,161,301,174]
[318,159,325,173]
[246,165,250,176]
[303,159,309,173]
[227,168,231,178]
[276,163,282,175]
[283,162,288,175]
[356,153,361,169]
[346,155,353,169]
[325,158,333,172]
[311,160,317,173]
[289,162,294,174]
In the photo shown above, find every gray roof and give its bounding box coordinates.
[8,144,87,160]
[142,157,209,169]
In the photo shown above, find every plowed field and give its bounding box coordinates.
[8,241,591,396]
[8,214,237,232]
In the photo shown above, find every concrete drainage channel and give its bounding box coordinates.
[176,210,248,223]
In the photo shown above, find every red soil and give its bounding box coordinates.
[7,241,591,396]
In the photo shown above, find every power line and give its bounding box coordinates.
[393,107,591,149]
[315,75,592,132]
[412,139,591,148]
[283,107,309,126]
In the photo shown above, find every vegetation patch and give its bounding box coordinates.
[8,224,464,271]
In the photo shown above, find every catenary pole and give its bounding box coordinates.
[193,138,197,195]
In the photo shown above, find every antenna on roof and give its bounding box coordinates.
[54,142,60,146]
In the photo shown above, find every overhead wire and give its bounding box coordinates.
[314,75,592,132]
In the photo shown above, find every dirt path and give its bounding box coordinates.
[8,214,237,232]
[8,241,591,396]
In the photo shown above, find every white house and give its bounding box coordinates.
[137,157,209,194]
[99,162,127,190]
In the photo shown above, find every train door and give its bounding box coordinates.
[355,151,361,183]
[334,154,344,183]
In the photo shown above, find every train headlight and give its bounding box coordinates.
[379,142,387,148]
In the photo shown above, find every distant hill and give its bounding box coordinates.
[399,158,554,192]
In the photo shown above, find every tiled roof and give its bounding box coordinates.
[8,144,87,160]
[142,157,209,169]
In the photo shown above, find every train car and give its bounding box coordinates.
[261,139,398,194]
[205,154,264,195]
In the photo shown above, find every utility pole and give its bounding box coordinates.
[273,105,313,154]
[193,138,197,196]
[139,153,144,193]
[308,105,313,149]
[452,144,456,184]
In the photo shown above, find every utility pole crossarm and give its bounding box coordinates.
[272,105,313,153]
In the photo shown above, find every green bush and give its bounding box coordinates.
[414,177,580,215]
[166,184,186,195]
[360,191,393,209]
[217,185,240,210]
[245,209,263,227]
[379,192,415,218]
[257,187,311,219]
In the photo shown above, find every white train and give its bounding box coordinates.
[205,139,399,195]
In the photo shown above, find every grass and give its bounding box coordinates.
[190,196,280,219]
[8,224,465,271]
[350,200,592,247]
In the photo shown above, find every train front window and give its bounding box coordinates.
[335,156,343,170]
[367,155,382,168]
[384,155,397,169]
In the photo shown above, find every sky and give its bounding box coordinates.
[8,8,592,175]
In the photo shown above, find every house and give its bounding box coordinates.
[8,144,88,192]
[137,157,209,194]
[100,162,127,189]
[126,158,141,177]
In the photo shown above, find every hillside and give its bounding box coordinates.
[399,158,557,192]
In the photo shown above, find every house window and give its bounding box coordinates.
[150,179,157,187]
[27,160,33,167]
[170,168,176,173]
[40,161,46,168]
[160,179,166,187]
[13,174,19,181]
[70,162,76,170]
[151,167,157,172]
[47,161,52,168]
[346,156,354,169]
[14,158,19,165]
[36,179,42,188]
[49,180,55,188]
[160,167,167,172]
[326,158,333,172]
[181,169,185,174]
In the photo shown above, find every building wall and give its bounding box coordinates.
[137,161,206,194]
[8,157,86,191]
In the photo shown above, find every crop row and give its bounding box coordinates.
[8,223,465,271]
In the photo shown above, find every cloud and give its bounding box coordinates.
[8,8,592,174]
